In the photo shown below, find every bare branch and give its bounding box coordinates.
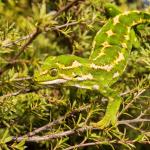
[13,126,94,142]
[53,0,84,18]
[2,34,35,48]
[118,118,150,124]
[64,140,150,150]
[64,141,114,150]
[0,90,22,99]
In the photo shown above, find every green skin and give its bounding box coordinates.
[104,3,140,48]
[34,8,150,128]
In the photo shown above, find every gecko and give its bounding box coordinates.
[34,9,150,128]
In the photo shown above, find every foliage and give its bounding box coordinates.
[0,0,150,149]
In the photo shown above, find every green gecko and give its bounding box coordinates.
[34,9,150,128]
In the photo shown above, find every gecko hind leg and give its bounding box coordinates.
[91,87,122,129]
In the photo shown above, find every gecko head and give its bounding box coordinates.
[34,55,89,85]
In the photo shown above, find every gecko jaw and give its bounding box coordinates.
[39,79,68,85]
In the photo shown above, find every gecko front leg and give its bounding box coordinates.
[92,87,122,129]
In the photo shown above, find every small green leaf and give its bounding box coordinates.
[40,0,46,17]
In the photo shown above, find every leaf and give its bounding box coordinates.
[0,48,14,54]
[32,3,40,20]
[11,139,26,150]
[40,0,46,18]
[77,113,82,125]
[0,129,12,144]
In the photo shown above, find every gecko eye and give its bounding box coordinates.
[49,68,58,77]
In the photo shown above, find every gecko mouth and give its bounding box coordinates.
[39,79,68,85]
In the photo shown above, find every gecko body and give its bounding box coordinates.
[34,10,150,128]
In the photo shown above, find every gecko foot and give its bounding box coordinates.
[91,115,117,129]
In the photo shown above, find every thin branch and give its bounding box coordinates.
[5,59,30,65]
[2,34,35,48]
[118,118,150,124]
[0,88,33,99]
[13,126,94,142]
[64,141,114,150]
[9,77,33,82]
[53,0,83,18]
[47,21,81,31]
[64,140,150,150]
[27,116,65,137]
[0,90,22,99]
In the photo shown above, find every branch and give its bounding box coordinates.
[64,141,115,150]
[53,0,84,18]
[13,126,94,142]
[118,118,150,124]
[64,140,150,150]
[0,88,33,100]
[0,90,22,99]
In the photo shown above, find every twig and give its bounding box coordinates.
[64,140,150,150]
[64,141,114,150]
[27,116,65,137]
[0,88,34,99]
[118,118,150,124]
[0,90,22,99]
[13,123,150,144]
[53,0,83,18]
[13,126,94,142]
[9,77,33,82]
[2,34,35,48]
[5,59,30,65]
[47,21,81,31]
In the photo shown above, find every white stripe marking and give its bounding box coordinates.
[40,79,67,85]
[90,63,113,71]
